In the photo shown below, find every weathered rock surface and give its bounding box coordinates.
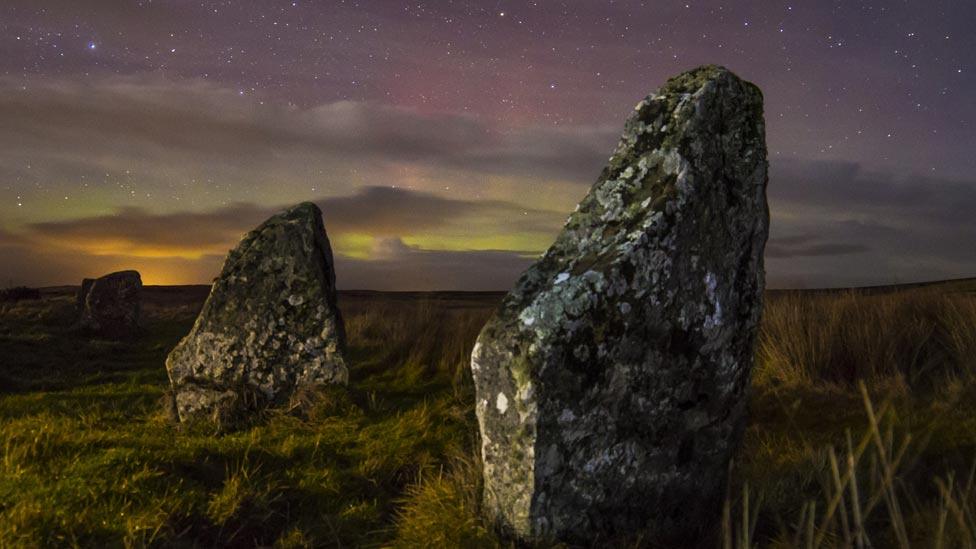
[166,202,347,422]
[471,66,769,545]
[77,270,142,337]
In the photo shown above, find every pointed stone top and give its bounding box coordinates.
[227,201,333,278]
[248,201,323,234]
[277,201,321,219]
[655,64,755,95]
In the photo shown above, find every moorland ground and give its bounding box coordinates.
[1,281,976,547]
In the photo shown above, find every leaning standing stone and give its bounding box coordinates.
[78,270,142,337]
[471,65,769,545]
[166,202,347,423]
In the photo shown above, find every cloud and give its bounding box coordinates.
[21,186,565,261]
[27,204,269,258]
[766,159,976,287]
[318,186,563,236]
[338,238,535,291]
[1,186,561,288]
[0,228,28,248]
[765,234,869,259]
[770,159,976,229]
[0,75,616,199]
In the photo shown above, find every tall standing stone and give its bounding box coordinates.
[77,270,142,337]
[166,202,347,422]
[471,66,769,545]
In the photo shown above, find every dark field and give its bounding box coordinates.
[2,281,976,547]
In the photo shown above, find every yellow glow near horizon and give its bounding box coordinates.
[34,231,551,263]
[7,210,561,286]
[330,233,375,259]
[30,237,229,260]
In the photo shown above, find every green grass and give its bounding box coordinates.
[1,284,976,547]
[0,292,495,547]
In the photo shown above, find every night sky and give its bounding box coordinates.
[2,1,974,289]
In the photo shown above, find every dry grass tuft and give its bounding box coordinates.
[757,289,976,388]
[728,383,976,548]
[393,453,496,548]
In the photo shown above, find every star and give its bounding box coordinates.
[0,0,973,290]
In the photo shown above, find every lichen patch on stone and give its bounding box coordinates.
[496,392,509,414]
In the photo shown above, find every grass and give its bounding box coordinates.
[734,283,976,547]
[0,291,493,547]
[0,282,975,547]
[756,288,976,387]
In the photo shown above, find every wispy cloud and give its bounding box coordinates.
[767,159,976,287]
[0,75,615,208]
[765,234,869,259]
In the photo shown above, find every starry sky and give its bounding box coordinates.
[1,1,974,290]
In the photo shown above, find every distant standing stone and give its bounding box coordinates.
[471,66,769,545]
[166,202,348,422]
[77,270,142,337]
[76,278,94,311]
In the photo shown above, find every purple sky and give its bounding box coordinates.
[1,1,974,289]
